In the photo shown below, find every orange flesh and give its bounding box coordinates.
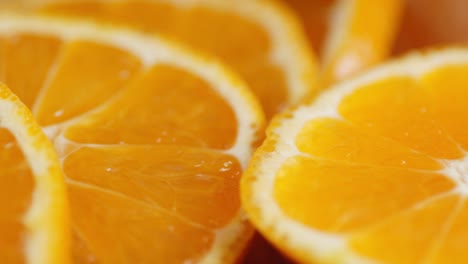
[0,128,34,263]
[349,194,460,264]
[39,1,288,118]
[0,32,244,263]
[65,147,241,263]
[63,65,237,149]
[273,64,468,262]
[284,0,402,86]
[320,0,402,86]
[34,40,142,126]
[394,0,468,55]
[275,156,454,233]
[0,35,62,108]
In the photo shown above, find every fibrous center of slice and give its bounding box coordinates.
[443,156,468,191]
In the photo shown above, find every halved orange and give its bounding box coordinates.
[0,14,265,263]
[242,48,468,263]
[20,0,318,119]
[283,0,403,87]
[0,82,68,264]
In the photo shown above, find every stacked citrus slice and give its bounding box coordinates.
[283,0,403,86]
[242,49,468,263]
[6,1,468,264]
[0,13,265,263]
[21,0,318,119]
[0,82,68,263]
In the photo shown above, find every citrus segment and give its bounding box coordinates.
[242,49,468,263]
[432,199,468,264]
[338,76,463,159]
[284,0,402,86]
[274,157,454,233]
[62,65,237,148]
[34,40,142,126]
[0,34,61,108]
[0,82,68,264]
[68,182,214,264]
[31,0,317,119]
[63,146,242,228]
[349,194,460,264]
[0,15,264,263]
[320,0,403,86]
[422,65,468,150]
[296,118,442,170]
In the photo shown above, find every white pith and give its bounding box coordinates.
[0,87,65,264]
[321,0,352,66]
[249,49,468,263]
[0,14,265,264]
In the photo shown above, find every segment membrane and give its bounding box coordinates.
[431,198,468,264]
[34,40,142,126]
[296,117,442,170]
[0,34,62,108]
[63,145,242,228]
[68,185,213,264]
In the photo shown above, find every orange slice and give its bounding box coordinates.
[283,0,403,87]
[22,0,318,119]
[242,48,468,263]
[394,0,468,55]
[0,82,68,263]
[0,14,265,263]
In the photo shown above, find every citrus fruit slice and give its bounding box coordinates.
[394,0,468,55]
[242,48,468,264]
[283,0,403,86]
[0,14,265,263]
[0,82,68,264]
[23,0,318,119]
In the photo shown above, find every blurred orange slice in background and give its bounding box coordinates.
[242,48,468,263]
[0,82,68,264]
[0,14,265,263]
[283,0,403,87]
[21,0,319,119]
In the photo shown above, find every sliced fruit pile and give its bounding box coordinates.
[2,0,468,264]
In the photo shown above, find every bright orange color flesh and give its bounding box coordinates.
[271,64,468,263]
[0,29,254,263]
[284,0,402,86]
[34,0,288,119]
[0,129,34,263]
